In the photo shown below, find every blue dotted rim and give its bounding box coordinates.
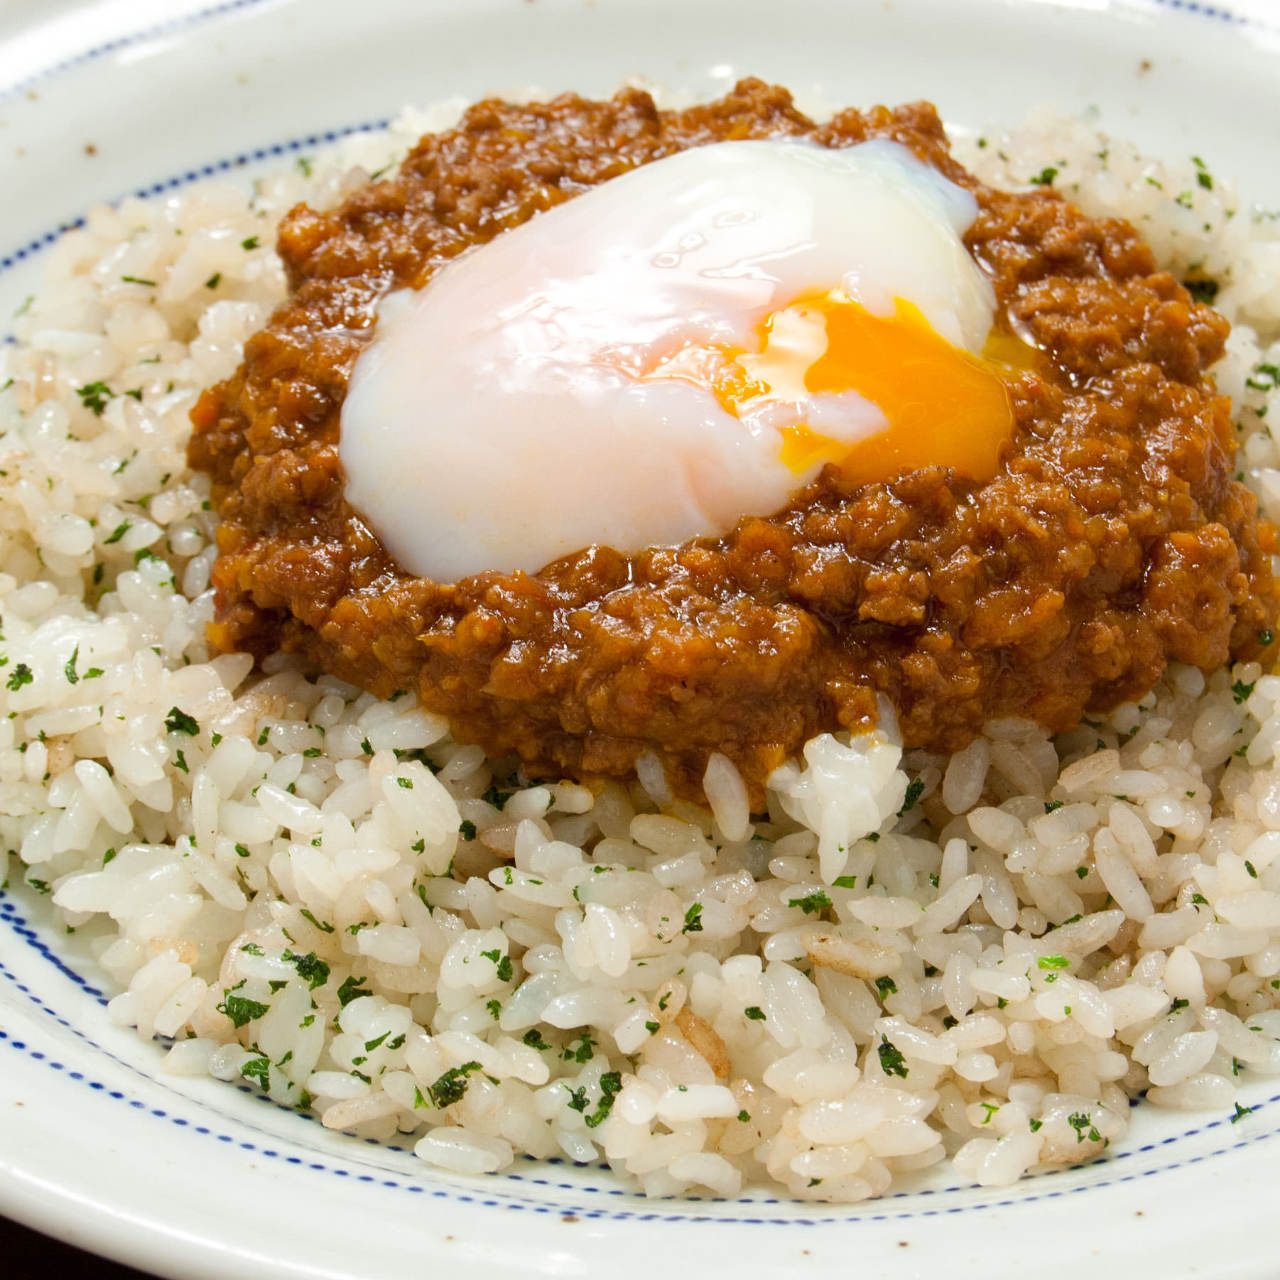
[0,4,1278,1228]
[0,0,1275,110]
[3,892,1279,1226]
[0,121,394,280]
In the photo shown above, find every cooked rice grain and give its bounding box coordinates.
[2,100,1280,1202]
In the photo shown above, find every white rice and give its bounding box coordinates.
[2,96,1280,1202]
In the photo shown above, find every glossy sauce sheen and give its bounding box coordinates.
[188,81,1280,801]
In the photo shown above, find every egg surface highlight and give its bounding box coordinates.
[340,138,1012,583]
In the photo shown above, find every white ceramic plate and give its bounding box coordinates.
[2,2,1279,1276]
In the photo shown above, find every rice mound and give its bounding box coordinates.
[2,99,1280,1203]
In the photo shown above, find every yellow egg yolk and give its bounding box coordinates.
[651,289,1026,488]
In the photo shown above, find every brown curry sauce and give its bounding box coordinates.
[187,80,1279,802]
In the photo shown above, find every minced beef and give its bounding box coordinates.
[187,79,1279,802]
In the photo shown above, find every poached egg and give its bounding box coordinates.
[340,137,1015,582]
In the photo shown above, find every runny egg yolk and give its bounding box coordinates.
[644,289,1019,487]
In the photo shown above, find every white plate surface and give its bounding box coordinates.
[1,2,1279,1276]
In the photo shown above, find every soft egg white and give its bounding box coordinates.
[340,138,997,582]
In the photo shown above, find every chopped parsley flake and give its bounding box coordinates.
[241,235,260,250]
[563,1035,595,1064]
[878,1037,909,1079]
[832,875,857,889]
[480,948,513,982]
[682,902,704,934]
[898,778,925,815]
[240,1053,270,1089]
[459,819,476,841]
[164,706,199,735]
[172,749,189,773]
[1037,954,1069,971]
[395,776,413,789]
[77,381,114,414]
[1231,1102,1252,1124]
[875,976,898,999]
[6,663,33,691]
[1029,166,1059,186]
[522,1028,552,1051]
[1044,800,1064,813]
[480,782,513,809]
[1232,679,1256,704]
[282,949,330,990]
[1067,1111,1101,1143]
[564,1071,622,1128]
[1183,277,1220,304]
[485,999,501,1020]
[218,992,269,1028]
[336,974,368,1006]
[787,888,832,915]
[426,1061,481,1108]
[744,1005,766,1022]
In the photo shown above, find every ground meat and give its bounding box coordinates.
[188,79,1279,803]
